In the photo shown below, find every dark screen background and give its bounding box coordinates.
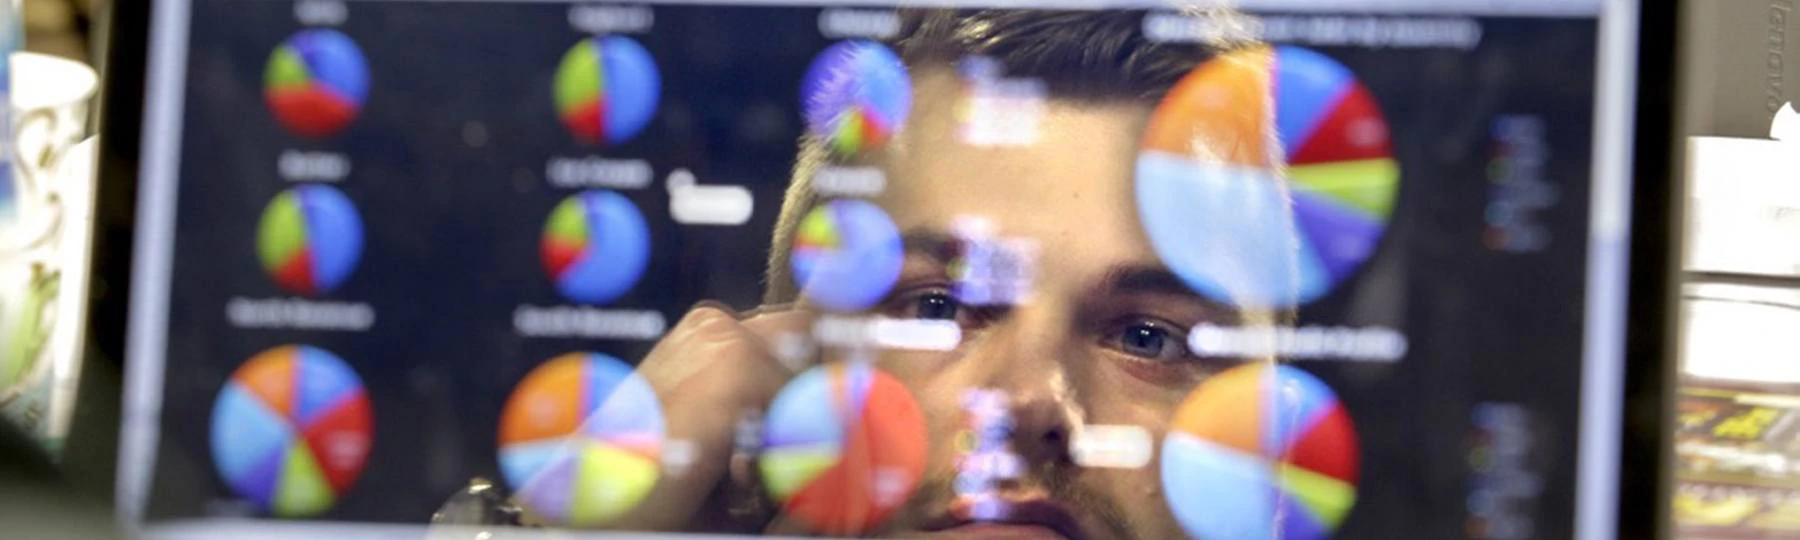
[144,2,1599,537]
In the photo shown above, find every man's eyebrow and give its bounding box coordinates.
[1099,264,1242,319]
[1101,264,1204,298]
[900,229,960,264]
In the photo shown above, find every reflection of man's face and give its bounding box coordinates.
[776,68,1243,539]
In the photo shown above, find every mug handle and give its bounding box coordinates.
[0,107,67,258]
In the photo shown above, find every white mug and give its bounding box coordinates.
[4,52,95,251]
[0,52,97,448]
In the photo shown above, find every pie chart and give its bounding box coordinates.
[210,345,373,517]
[1161,363,1359,540]
[554,35,661,145]
[801,40,911,155]
[258,184,364,296]
[499,352,664,527]
[1136,46,1399,308]
[264,29,369,138]
[789,200,903,312]
[760,361,926,535]
[541,190,651,305]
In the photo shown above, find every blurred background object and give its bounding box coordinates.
[1675,2,1800,537]
[4,52,98,454]
[21,0,91,62]
[0,416,120,539]
[8,0,114,521]
[1677,0,1797,140]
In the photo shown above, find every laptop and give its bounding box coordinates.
[87,0,1678,538]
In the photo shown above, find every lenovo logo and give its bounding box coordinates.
[1770,0,1793,113]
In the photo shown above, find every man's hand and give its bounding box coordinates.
[609,303,813,532]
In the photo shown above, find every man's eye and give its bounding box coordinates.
[913,293,961,321]
[1109,320,1191,362]
[878,288,960,320]
[882,287,988,329]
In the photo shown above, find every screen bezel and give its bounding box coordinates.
[84,1,1680,536]
[1612,0,1679,537]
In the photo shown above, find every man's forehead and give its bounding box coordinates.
[874,69,1155,246]
[892,67,1155,154]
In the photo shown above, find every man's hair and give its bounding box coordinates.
[763,9,1235,303]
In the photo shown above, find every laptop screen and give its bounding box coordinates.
[118,0,1643,537]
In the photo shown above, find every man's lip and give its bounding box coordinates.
[922,498,1086,540]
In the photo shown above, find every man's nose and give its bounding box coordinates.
[964,307,1082,466]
